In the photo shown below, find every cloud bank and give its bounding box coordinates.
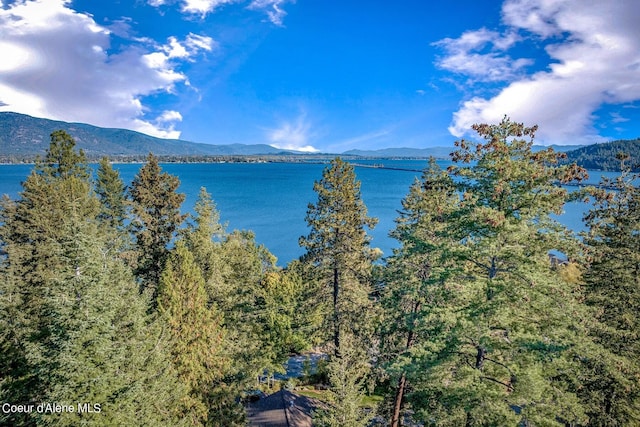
[436,0,640,144]
[0,0,214,138]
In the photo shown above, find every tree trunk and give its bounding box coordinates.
[391,373,407,427]
[333,266,340,357]
[391,304,419,427]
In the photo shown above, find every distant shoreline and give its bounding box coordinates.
[0,154,445,166]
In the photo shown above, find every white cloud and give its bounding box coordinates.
[267,114,319,152]
[181,0,236,17]
[441,0,640,144]
[157,110,184,123]
[0,0,212,139]
[248,0,292,26]
[434,28,531,82]
[148,0,293,26]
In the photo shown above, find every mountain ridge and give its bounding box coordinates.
[0,112,297,158]
[0,111,623,162]
[561,138,640,171]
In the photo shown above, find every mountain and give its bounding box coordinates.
[0,111,602,162]
[560,138,640,171]
[532,144,588,152]
[0,112,298,158]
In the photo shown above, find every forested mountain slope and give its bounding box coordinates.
[0,112,297,158]
[561,138,640,171]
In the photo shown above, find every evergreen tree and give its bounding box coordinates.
[179,190,264,426]
[129,153,186,300]
[214,230,278,378]
[158,241,229,426]
[37,129,90,180]
[181,189,292,422]
[579,156,640,425]
[95,156,127,229]
[314,333,373,427]
[389,118,593,426]
[299,157,379,355]
[181,187,226,287]
[300,157,379,427]
[0,132,186,426]
[379,158,458,427]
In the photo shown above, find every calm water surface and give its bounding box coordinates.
[0,160,615,265]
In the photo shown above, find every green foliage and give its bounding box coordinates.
[383,118,594,426]
[0,132,186,426]
[95,156,127,228]
[129,153,186,299]
[254,260,327,364]
[562,138,640,171]
[579,163,640,425]
[301,157,379,426]
[180,187,226,286]
[379,158,459,426]
[313,335,374,427]
[36,130,90,180]
[213,230,277,377]
[158,241,229,426]
[300,157,379,353]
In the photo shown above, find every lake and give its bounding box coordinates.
[0,160,614,265]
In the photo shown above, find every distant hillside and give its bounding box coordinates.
[0,112,298,159]
[532,144,587,153]
[342,147,454,158]
[561,138,640,171]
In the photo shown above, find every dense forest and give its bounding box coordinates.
[1,118,639,426]
[561,138,640,171]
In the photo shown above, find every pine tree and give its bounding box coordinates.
[389,118,593,426]
[579,156,640,425]
[380,158,458,427]
[129,153,186,300]
[300,157,379,427]
[299,157,379,355]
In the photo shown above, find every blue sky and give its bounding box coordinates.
[1,0,639,152]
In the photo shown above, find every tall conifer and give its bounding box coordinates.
[380,158,458,427]
[387,118,593,425]
[129,153,186,300]
[0,132,185,426]
[299,157,379,355]
[301,157,379,426]
[579,158,640,425]
[95,156,127,229]
[158,241,229,426]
